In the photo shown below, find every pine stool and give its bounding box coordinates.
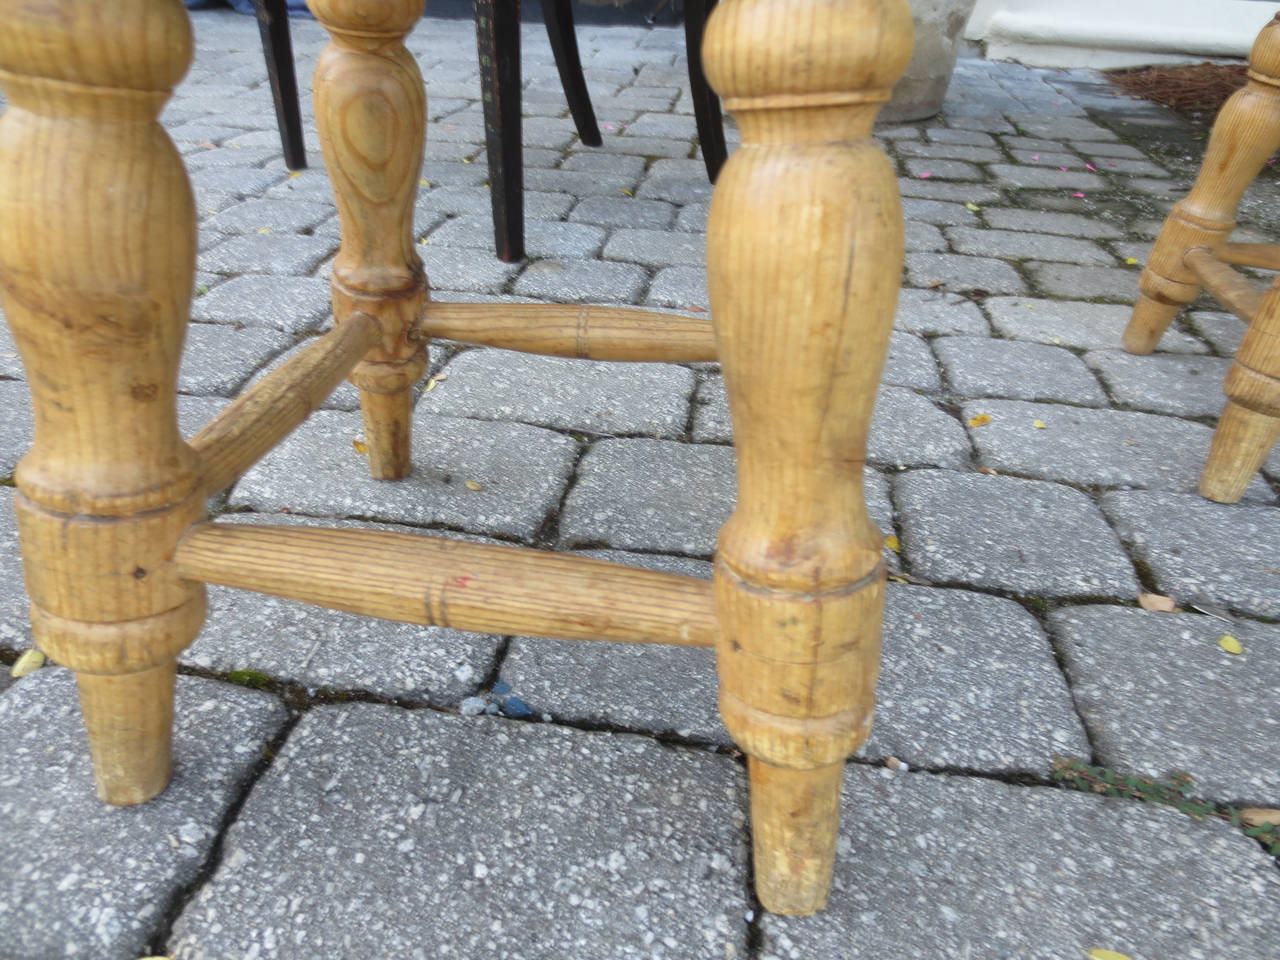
[1125,15,1280,503]
[0,0,913,914]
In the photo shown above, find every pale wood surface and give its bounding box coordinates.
[419,301,718,361]
[0,0,207,804]
[1218,241,1280,272]
[1184,247,1266,324]
[175,523,718,648]
[310,0,430,479]
[703,0,913,914]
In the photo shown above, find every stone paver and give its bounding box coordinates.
[1051,606,1280,805]
[168,705,750,960]
[963,399,1274,498]
[895,470,1139,598]
[418,347,695,437]
[936,336,1107,405]
[1101,491,1280,619]
[231,409,579,540]
[0,670,287,960]
[985,296,1207,353]
[1084,349,1233,418]
[4,11,1279,955]
[761,766,1280,960]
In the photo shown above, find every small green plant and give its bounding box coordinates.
[226,668,272,690]
[1051,757,1280,856]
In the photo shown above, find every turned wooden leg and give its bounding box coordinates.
[0,0,207,804]
[309,0,430,478]
[702,0,913,914]
[1201,277,1280,501]
[1126,15,1280,354]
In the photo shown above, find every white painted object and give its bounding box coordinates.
[966,0,1280,69]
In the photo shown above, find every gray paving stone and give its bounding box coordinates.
[419,246,522,293]
[230,410,579,540]
[1052,606,1280,804]
[884,331,941,392]
[203,198,332,237]
[1010,116,1119,141]
[0,669,287,960]
[895,470,1139,598]
[514,259,648,302]
[569,195,676,229]
[1101,491,1280,619]
[0,380,33,480]
[980,206,1125,238]
[675,200,710,232]
[1026,261,1145,302]
[646,265,708,309]
[560,438,731,554]
[1084,349,1233,418]
[869,387,971,469]
[896,140,1001,164]
[962,399,1273,498]
[898,178,1001,204]
[524,168,638,199]
[188,165,286,200]
[925,127,996,146]
[573,134,692,160]
[0,488,31,649]
[905,253,1026,295]
[200,234,338,277]
[760,765,1280,960]
[936,336,1107,406]
[904,157,984,181]
[1007,149,1086,169]
[169,705,749,960]
[604,228,705,268]
[900,196,979,226]
[190,275,332,333]
[986,296,1207,353]
[1071,139,1145,159]
[988,163,1104,190]
[946,227,1113,265]
[179,323,292,397]
[1187,309,1248,356]
[0,313,22,379]
[903,220,946,252]
[426,216,607,259]
[418,347,694,437]
[893,287,989,336]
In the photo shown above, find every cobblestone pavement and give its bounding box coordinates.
[1,10,1279,960]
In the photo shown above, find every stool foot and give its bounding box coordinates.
[360,388,415,480]
[749,759,843,914]
[76,662,178,806]
[1201,400,1280,502]
[1124,293,1181,355]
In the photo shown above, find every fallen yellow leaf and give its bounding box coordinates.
[351,439,367,455]
[11,648,45,678]
[1219,634,1243,655]
[1137,593,1176,613]
[425,378,438,392]
[1032,419,1047,429]
[967,413,992,427]
[964,202,980,211]
[1088,951,1133,960]
[620,188,634,197]
[288,171,302,179]
[1125,257,1138,265]
[256,227,271,235]
[419,179,431,187]
[465,479,484,491]
[884,535,901,553]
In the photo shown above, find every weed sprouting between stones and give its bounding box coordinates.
[1051,756,1280,857]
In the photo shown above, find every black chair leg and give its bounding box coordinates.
[539,0,602,146]
[253,0,307,171]
[476,0,525,262]
[684,0,725,182]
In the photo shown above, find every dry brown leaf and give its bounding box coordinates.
[1238,807,1280,827]
[1137,593,1176,613]
[351,439,367,455]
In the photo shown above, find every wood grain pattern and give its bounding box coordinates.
[419,301,717,361]
[1126,15,1280,354]
[0,0,206,804]
[1184,247,1265,324]
[702,0,913,914]
[176,523,718,648]
[309,0,430,478]
[191,313,381,495]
